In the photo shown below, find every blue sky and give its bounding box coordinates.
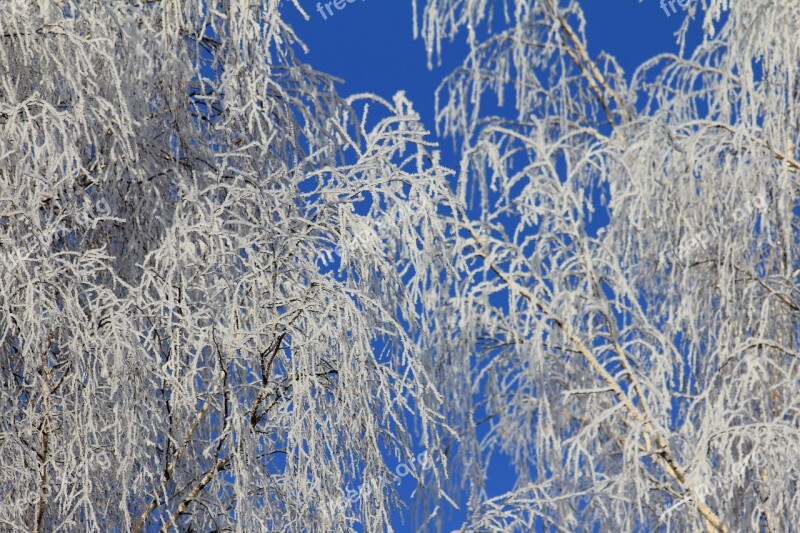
[282,1,696,126]
[280,1,703,530]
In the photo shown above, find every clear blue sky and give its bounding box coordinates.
[281,1,701,530]
[282,1,696,127]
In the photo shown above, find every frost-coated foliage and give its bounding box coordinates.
[415,0,800,531]
[0,1,455,531]
[3,0,800,532]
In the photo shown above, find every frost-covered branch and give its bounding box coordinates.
[0,2,455,531]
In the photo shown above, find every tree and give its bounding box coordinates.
[0,1,453,531]
[3,0,800,531]
[415,0,800,530]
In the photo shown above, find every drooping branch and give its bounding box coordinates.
[463,220,727,532]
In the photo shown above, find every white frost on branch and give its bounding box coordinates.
[0,2,455,532]
[414,0,800,531]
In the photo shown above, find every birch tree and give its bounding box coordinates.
[4,0,800,531]
[414,0,800,530]
[0,1,454,531]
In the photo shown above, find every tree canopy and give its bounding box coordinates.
[1,1,798,531]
